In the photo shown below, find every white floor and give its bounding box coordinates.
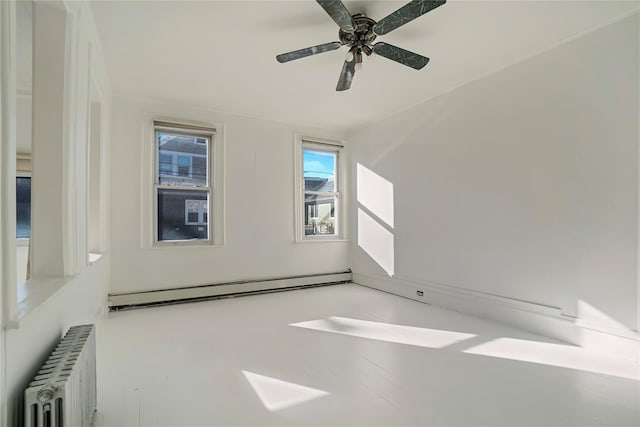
[94,284,639,427]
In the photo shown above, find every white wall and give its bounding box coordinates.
[110,96,349,294]
[15,246,27,284]
[15,95,30,154]
[2,1,112,425]
[349,14,639,357]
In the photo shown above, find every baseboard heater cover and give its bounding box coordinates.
[24,324,96,427]
[108,270,352,310]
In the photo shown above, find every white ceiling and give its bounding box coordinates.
[89,0,638,131]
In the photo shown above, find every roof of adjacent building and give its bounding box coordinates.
[159,136,207,156]
[305,177,334,193]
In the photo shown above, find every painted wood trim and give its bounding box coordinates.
[1,0,18,326]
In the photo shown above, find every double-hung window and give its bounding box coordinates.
[154,121,215,244]
[296,137,343,240]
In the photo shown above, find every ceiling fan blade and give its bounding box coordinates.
[276,42,342,63]
[316,0,356,33]
[336,58,356,91]
[373,42,430,70]
[373,0,446,36]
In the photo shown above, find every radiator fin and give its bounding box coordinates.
[24,324,97,427]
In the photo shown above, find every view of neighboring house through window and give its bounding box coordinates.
[155,122,213,243]
[185,199,207,225]
[301,141,340,237]
[16,177,31,238]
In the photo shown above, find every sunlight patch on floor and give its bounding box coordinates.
[291,316,476,348]
[292,316,639,380]
[462,337,639,380]
[242,371,330,412]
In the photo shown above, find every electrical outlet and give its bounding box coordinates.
[416,290,424,297]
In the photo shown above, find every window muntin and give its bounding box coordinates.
[300,142,340,238]
[154,126,213,244]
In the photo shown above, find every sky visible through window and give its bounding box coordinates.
[304,150,335,180]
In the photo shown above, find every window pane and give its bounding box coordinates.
[16,177,31,238]
[158,132,208,186]
[304,194,336,236]
[192,156,207,182]
[159,153,172,174]
[185,198,207,225]
[303,149,335,192]
[157,189,208,241]
[177,156,190,177]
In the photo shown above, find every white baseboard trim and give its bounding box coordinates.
[353,273,639,361]
[109,271,352,309]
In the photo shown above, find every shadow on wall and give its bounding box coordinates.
[356,163,395,276]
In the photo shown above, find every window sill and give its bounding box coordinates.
[10,276,75,328]
[10,254,108,329]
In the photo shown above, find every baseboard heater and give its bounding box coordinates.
[108,270,352,311]
[24,324,96,427]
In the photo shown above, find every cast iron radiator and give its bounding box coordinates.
[24,324,97,427]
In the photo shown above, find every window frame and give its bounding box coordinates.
[153,122,216,246]
[294,135,344,242]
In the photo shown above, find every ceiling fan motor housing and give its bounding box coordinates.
[339,14,377,55]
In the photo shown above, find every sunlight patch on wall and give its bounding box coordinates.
[463,338,639,380]
[242,371,330,412]
[356,163,395,276]
[576,300,635,335]
[357,163,394,227]
[358,208,395,276]
[291,316,476,349]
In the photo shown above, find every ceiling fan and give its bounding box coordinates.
[276,0,446,91]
